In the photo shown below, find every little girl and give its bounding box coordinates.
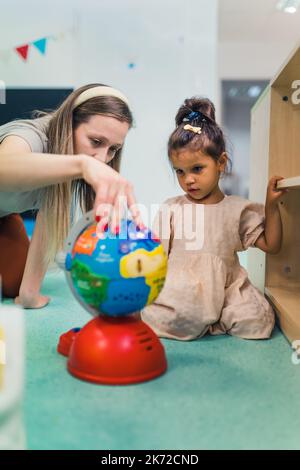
[141,97,286,341]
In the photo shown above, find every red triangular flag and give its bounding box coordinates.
[15,44,29,61]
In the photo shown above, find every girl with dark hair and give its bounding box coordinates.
[142,97,286,341]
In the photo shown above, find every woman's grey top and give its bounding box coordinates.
[0,115,51,217]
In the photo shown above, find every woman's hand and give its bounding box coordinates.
[15,293,50,309]
[80,155,143,234]
[266,176,288,208]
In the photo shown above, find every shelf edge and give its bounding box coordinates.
[277,176,300,190]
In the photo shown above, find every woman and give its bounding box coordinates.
[0,83,142,308]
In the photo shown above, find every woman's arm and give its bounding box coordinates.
[15,210,50,309]
[0,136,82,191]
[254,176,287,254]
[0,136,143,231]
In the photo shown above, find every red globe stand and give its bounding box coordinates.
[57,315,167,385]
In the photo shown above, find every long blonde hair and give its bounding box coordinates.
[38,83,133,264]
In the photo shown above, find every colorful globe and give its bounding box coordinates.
[66,219,167,317]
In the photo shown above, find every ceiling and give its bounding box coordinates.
[219,0,300,43]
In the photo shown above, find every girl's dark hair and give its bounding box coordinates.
[168,97,230,172]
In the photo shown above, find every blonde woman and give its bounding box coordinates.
[0,83,142,308]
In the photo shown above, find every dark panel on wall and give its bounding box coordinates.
[0,88,73,125]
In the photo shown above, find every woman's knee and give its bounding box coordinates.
[0,214,29,298]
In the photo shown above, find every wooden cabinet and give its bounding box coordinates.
[248,43,300,344]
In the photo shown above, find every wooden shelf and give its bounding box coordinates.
[265,286,300,342]
[277,176,300,190]
[249,43,300,345]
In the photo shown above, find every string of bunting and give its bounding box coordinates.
[0,29,74,63]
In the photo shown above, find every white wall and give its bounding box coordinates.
[0,4,75,87]
[0,0,219,223]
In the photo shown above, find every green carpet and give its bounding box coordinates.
[5,266,300,450]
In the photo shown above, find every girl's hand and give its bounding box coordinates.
[80,155,143,234]
[15,293,50,309]
[266,176,288,208]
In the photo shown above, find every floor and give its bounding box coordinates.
[4,221,300,450]
[10,267,300,450]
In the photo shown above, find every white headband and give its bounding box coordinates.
[73,86,130,109]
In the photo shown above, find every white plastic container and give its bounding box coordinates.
[0,304,26,450]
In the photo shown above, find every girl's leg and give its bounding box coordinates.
[216,279,275,339]
[0,214,29,298]
[141,304,209,341]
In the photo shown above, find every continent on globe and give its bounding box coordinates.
[69,219,167,316]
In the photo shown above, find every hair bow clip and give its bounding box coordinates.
[183,124,202,135]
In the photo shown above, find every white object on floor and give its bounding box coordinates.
[0,304,26,450]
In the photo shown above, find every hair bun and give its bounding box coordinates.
[176,97,216,126]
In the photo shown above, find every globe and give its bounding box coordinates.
[65,218,167,317]
[57,213,168,385]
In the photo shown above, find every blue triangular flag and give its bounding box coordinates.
[32,38,47,55]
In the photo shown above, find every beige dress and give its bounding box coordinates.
[141,194,275,341]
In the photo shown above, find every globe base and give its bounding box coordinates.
[57,315,167,385]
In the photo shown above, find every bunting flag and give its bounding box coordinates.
[14,37,48,62]
[15,44,30,61]
[32,38,47,55]
[0,29,74,64]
